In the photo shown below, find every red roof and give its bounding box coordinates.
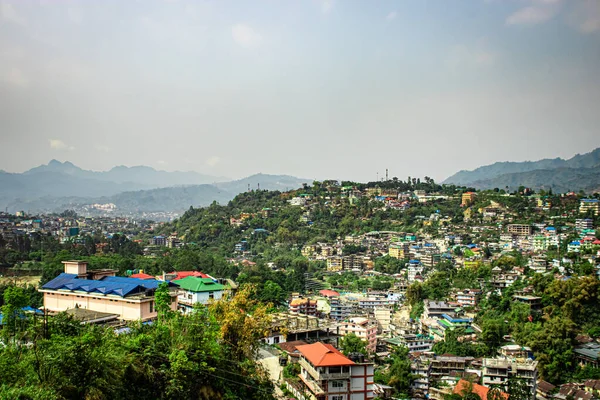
[593,240,600,245]
[130,273,154,280]
[172,271,210,281]
[454,379,509,400]
[319,289,340,298]
[296,342,355,367]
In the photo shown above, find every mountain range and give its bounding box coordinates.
[0,161,308,215]
[443,148,600,193]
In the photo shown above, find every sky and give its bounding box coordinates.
[1,0,599,182]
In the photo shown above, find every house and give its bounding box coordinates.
[174,276,226,313]
[296,342,375,400]
[507,224,533,236]
[423,300,455,319]
[385,333,434,353]
[574,342,600,368]
[536,380,556,400]
[455,289,482,308]
[462,192,476,207]
[329,297,352,321]
[40,261,178,321]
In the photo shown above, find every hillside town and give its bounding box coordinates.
[1,179,600,400]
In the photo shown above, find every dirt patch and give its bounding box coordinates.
[0,275,42,287]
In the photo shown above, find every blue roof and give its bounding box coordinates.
[409,259,421,264]
[581,199,599,203]
[42,273,173,298]
[467,244,477,249]
[546,227,556,231]
[570,241,581,245]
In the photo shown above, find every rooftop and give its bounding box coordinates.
[173,276,226,293]
[296,342,355,367]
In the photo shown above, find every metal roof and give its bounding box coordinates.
[42,273,171,298]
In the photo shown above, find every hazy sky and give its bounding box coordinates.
[1,0,599,182]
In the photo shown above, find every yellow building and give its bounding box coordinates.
[327,256,343,272]
[389,243,409,259]
[461,192,476,207]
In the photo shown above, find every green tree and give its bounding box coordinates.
[339,333,368,356]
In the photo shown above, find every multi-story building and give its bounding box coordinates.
[337,317,378,353]
[423,300,455,319]
[411,357,431,396]
[455,289,482,308]
[373,306,393,333]
[40,261,178,321]
[580,199,599,216]
[507,224,533,236]
[576,219,594,232]
[482,358,538,400]
[296,342,375,400]
[429,355,474,382]
[385,333,434,353]
[389,243,409,259]
[461,192,476,207]
[329,297,352,321]
[289,297,318,316]
[358,297,390,312]
[327,256,343,272]
[530,256,548,274]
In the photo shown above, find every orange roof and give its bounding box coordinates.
[171,271,210,281]
[130,273,154,280]
[296,342,355,367]
[454,379,509,400]
[319,289,340,298]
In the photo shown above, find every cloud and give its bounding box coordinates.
[231,24,262,48]
[205,156,221,167]
[49,139,75,151]
[568,0,600,33]
[506,4,559,25]
[1,67,28,87]
[157,160,167,165]
[386,11,397,21]
[95,144,111,153]
[0,2,24,25]
[321,0,334,14]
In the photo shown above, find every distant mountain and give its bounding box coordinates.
[469,165,600,193]
[443,148,600,192]
[0,161,308,215]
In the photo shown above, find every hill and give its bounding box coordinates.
[444,148,600,191]
[0,162,309,215]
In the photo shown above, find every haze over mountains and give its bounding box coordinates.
[0,160,308,215]
[443,148,600,193]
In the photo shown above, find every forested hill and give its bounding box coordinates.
[444,147,600,190]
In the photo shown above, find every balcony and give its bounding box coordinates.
[299,358,351,381]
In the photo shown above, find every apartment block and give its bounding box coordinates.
[482,358,538,400]
[507,224,533,236]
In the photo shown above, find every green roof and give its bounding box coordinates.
[174,277,226,293]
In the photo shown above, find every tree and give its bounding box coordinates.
[385,346,413,396]
[339,333,367,356]
[1,286,28,340]
[154,282,173,322]
[260,280,285,305]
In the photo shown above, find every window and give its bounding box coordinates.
[149,301,154,313]
[331,396,344,400]
[188,294,193,299]
[331,380,344,388]
[209,292,214,299]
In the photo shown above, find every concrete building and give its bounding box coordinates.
[330,297,352,321]
[461,192,476,207]
[455,289,481,308]
[579,199,599,216]
[482,358,538,400]
[373,306,393,333]
[338,317,378,354]
[40,261,178,321]
[290,297,318,316]
[423,300,455,319]
[174,276,226,313]
[507,224,533,236]
[385,333,434,353]
[297,342,375,400]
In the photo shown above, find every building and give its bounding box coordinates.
[150,235,167,246]
[513,295,543,310]
[482,358,538,400]
[330,297,352,321]
[461,192,476,207]
[385,333,434,353]
[327,256,344,272]
[429,355,474,382]
[453,379,508,400]
[576,219,594,232]
[389,243,409,259]
[455,289,482,308]
[579,199,599,216]
[337,317,378,354]
[507,224,533,236]
[575,342,600,368]
[423,300,455,319]
[296,342,374,400]
[174,276,226,313]
[373,306,393,333]
[40,261,178,321]
[290,297,318,316]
